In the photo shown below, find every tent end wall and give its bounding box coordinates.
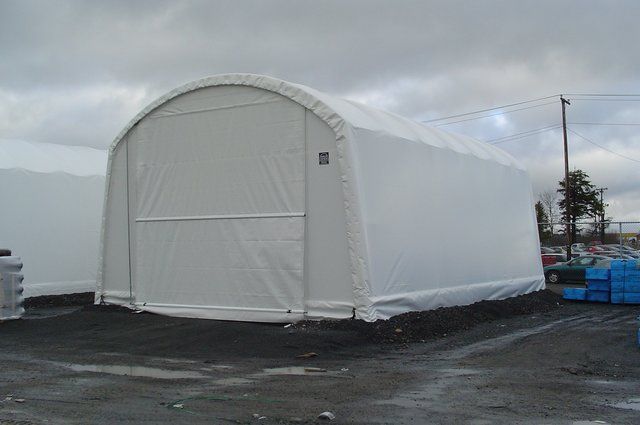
[98,84,357,323]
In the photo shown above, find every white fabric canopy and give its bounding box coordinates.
[0,139,107,297]
[97,74,544,322]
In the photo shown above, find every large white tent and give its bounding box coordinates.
[0,139,106,297]
[96,74,544,322]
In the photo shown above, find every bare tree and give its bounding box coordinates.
[539,190,558,221]
[539,189,558,234]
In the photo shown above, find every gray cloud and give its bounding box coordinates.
[1,0,640,219]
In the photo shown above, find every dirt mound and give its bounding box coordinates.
[24,292,95,309]
[302,289,563,343]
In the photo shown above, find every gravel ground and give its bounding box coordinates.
[1,289,639,424]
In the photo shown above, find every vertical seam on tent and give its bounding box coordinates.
[302,109,309,317]
[125,137,133,303]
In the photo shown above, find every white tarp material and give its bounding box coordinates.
[0,139,107,297]
[97,74,544,322]
[0,256,24,320]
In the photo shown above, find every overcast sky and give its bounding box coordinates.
[2,0,640,221]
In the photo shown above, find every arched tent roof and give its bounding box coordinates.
[108,74,522,170]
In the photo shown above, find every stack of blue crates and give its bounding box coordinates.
[586,267,611,303]
[563,259,640,304]
[562,287,587,301]
[610,259,640,304]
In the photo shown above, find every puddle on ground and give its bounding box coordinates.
[59,363,205,379]
[262,367,328,376]
[258,366,350,378]
[436,368,481,377]
[200,365,234,370]
[213,377,255,386]
[610,398,640,411]
[94,353,233,370]
[589,380,617,385]
[572,421,609,424]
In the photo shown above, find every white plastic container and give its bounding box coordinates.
[0,255,24,321]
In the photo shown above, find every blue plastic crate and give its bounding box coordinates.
[637,329,640,347]
[624,281,640,293]
[563,288,587,301]
[624,293,640,304]
[626,259,638,268]
[611,293,624,304]
[586,268,610,280]
[611,282,625,292]
[625,270,640,279]
[587,280,611,291]
[611,273,625,282]
[586,290,610,303]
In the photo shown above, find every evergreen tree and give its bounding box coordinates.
[557,169,603,243]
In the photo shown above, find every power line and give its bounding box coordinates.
[421,94,559,124]
[567,128,640,164]
[570,98,640,102]
[485,124,562,144]
[564,93,640,97]
[568,122,640,126]
[489,128,561,145]
[419,92,640,127]
[434,101,557,127]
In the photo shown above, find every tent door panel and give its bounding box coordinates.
[133,215,305,314]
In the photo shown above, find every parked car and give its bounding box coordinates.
[601,244,623,252]
[569,248,585,258]
[540,247,555,254]
[593,250,634,259]
[620,248,640,258]
[544,255,611,284]
[550,246,568,255]
[541,253,568,266]
[604,245,640,258]
[587,245,608,253]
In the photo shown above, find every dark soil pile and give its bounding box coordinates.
[301,289,563,344]
[7,289,565,360]
[24,292,95,309]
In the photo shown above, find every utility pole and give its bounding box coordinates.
[596,187,608,243]
[561,95,572,258]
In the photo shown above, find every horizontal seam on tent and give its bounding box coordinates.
[136,212,306,222]
[146,98,285,119]
[135,302,305,314]
[136,266,303,272]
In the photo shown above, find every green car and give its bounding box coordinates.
[544,255,611,284]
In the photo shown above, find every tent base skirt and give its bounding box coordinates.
[361,275,546,321]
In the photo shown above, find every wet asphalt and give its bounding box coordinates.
[1,290,639,424]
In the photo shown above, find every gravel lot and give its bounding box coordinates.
[1,289,639,424]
